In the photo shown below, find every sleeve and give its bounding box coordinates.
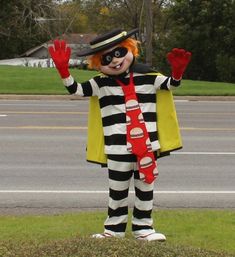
[154,74,181,91]
[62,75,99,96]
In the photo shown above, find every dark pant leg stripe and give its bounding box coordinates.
[135,187,153,201]
[108,154,137,162]
[133,207,152,219]
[108,206,128,217]
[109,169,133,181]
[105,223,127,233]
[110,188,129,201]
[132,224,153,231]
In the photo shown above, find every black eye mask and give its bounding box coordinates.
[101,47,128,66]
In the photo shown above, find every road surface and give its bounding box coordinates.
[0,98,234,214]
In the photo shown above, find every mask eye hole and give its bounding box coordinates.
[114,50,121,58]
[101,54,112,65]
[101,47,128,66]
[105,55,112,62]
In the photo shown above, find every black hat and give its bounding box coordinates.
[77,28,139,57]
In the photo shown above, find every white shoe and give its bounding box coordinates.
[92,232,113,239]
[136,232,166,242]
[92,232,125,239]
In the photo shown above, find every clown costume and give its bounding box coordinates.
[49,28,191,241]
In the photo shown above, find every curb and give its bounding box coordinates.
[0,94,85,101]
[0,94,234,101]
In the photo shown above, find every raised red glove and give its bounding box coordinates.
[167,48,192,80]
[49,40,71,78]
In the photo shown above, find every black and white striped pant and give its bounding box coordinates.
[104,153,157,238]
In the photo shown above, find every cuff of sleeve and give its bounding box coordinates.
[171,76,182,82]
[62,75,74,87]
[170,77,181,88]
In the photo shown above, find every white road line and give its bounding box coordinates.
[173,152,235,155]
[0,103,81,107]
[175,100,189,103]
[181,127,235,131]
[0,126,87,130]
[0,190,234,194]
[0,114,7,117]
[1,111,87,114]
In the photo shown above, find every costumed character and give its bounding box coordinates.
[49,28,191,241]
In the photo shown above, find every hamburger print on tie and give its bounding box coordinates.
[116,72,158,184]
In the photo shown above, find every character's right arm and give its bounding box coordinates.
[49,40,97,97]
[62,75,98,96]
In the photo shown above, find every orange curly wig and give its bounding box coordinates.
[88,38,140,70]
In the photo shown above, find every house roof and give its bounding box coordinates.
[49,33,97,44]
[21,33,97,57]
[21,43,48,57]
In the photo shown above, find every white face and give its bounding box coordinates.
[99,45,134,76]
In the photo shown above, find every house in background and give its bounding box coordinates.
[1,33,97,68]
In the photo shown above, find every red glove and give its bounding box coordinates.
[48,40,71,78]
[167,48,192,80]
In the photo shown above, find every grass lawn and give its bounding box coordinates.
[178,79,235,96]
[0,65,234,95]
[0,210,234,257]
[0,66,97,95]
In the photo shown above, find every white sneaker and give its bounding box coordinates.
[92,232,125,239]
[92,232,113,239]
[136,232,166,242]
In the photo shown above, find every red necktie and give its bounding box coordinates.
[116,72,158,184]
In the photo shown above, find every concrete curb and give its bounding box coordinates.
[0,94,85,101]
[0,94,235,101]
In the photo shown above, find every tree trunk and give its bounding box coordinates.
[145,0,153,66]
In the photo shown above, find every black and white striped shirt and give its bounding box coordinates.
[63,64,180,155]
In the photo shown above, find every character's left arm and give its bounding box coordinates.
[154,48,191,90]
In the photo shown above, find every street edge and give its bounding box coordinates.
[0,94,235,101]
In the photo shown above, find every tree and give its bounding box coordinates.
[166,0,235,82]
[79,0,144,33]
[0,0,57,59]
[145,0,153,66]
[53,0,89,34]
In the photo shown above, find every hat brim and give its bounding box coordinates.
[77,28,139,57]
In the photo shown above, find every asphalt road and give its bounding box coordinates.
[0,98,234,214]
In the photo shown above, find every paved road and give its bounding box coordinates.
[0,99,234,214]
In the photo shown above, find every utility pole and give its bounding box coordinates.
[145,0,153,66]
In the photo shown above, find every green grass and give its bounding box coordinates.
[175,79,235,96]
[0,65,234,95]
[0,65,97,95]
[0,237,233,257]
[0,210,234,257]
